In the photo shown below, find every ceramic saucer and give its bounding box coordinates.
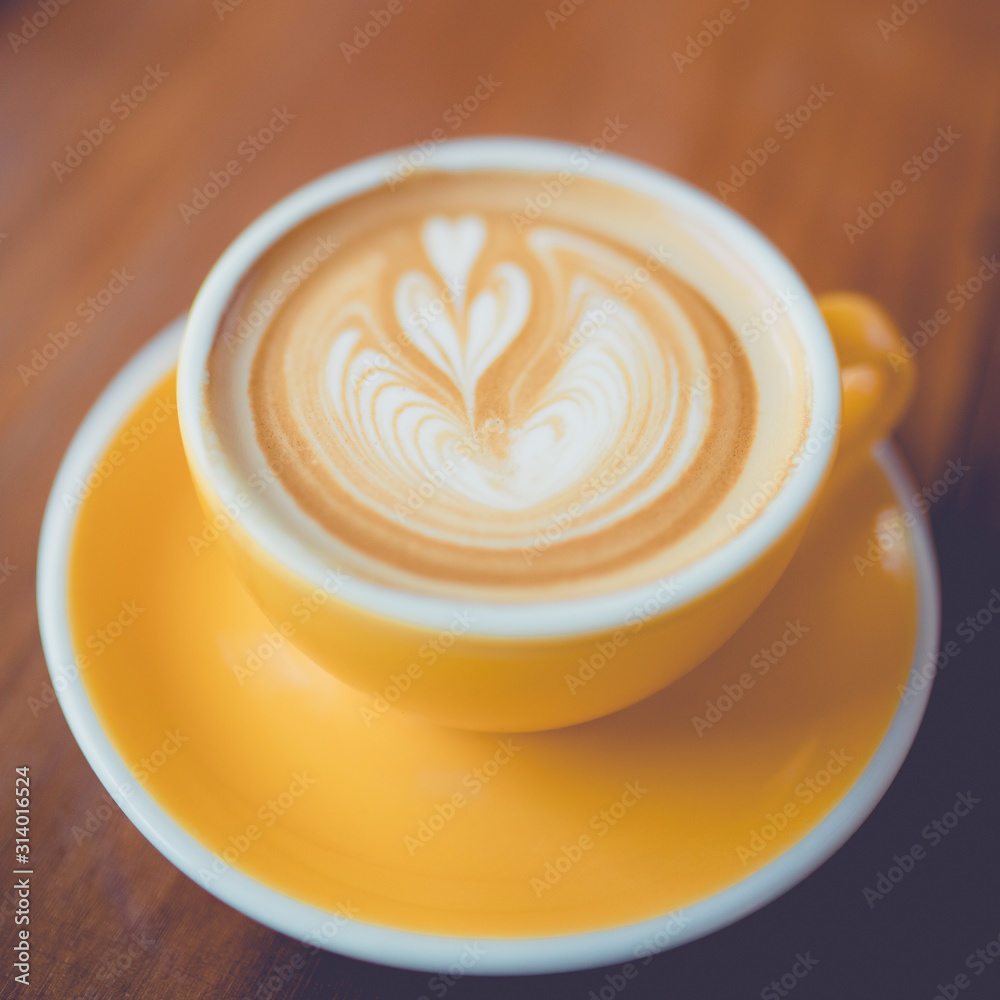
[37,319,940,974]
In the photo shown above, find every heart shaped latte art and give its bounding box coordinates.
[325,217,690,521]
[244,206,759,594]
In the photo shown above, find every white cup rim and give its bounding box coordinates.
[177,137,842,638]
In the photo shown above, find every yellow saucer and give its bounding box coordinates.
[39,322,939,974]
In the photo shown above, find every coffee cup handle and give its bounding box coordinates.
[817,292,915,477]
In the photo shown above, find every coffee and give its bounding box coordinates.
[206,170,811,601]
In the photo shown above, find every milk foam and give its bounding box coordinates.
[207,171,811,600]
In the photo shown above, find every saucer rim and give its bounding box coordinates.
[37,319,940,976]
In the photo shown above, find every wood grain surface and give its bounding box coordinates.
[2,1,999,998]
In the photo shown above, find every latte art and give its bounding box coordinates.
[208,171,811,600]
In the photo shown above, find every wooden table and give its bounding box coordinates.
[2,1,998,997]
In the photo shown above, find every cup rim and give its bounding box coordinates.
[177,136,842,638]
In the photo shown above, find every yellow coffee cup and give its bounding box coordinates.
[178,139,913,732]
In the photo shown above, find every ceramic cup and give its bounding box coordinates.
[177,138,914,732]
